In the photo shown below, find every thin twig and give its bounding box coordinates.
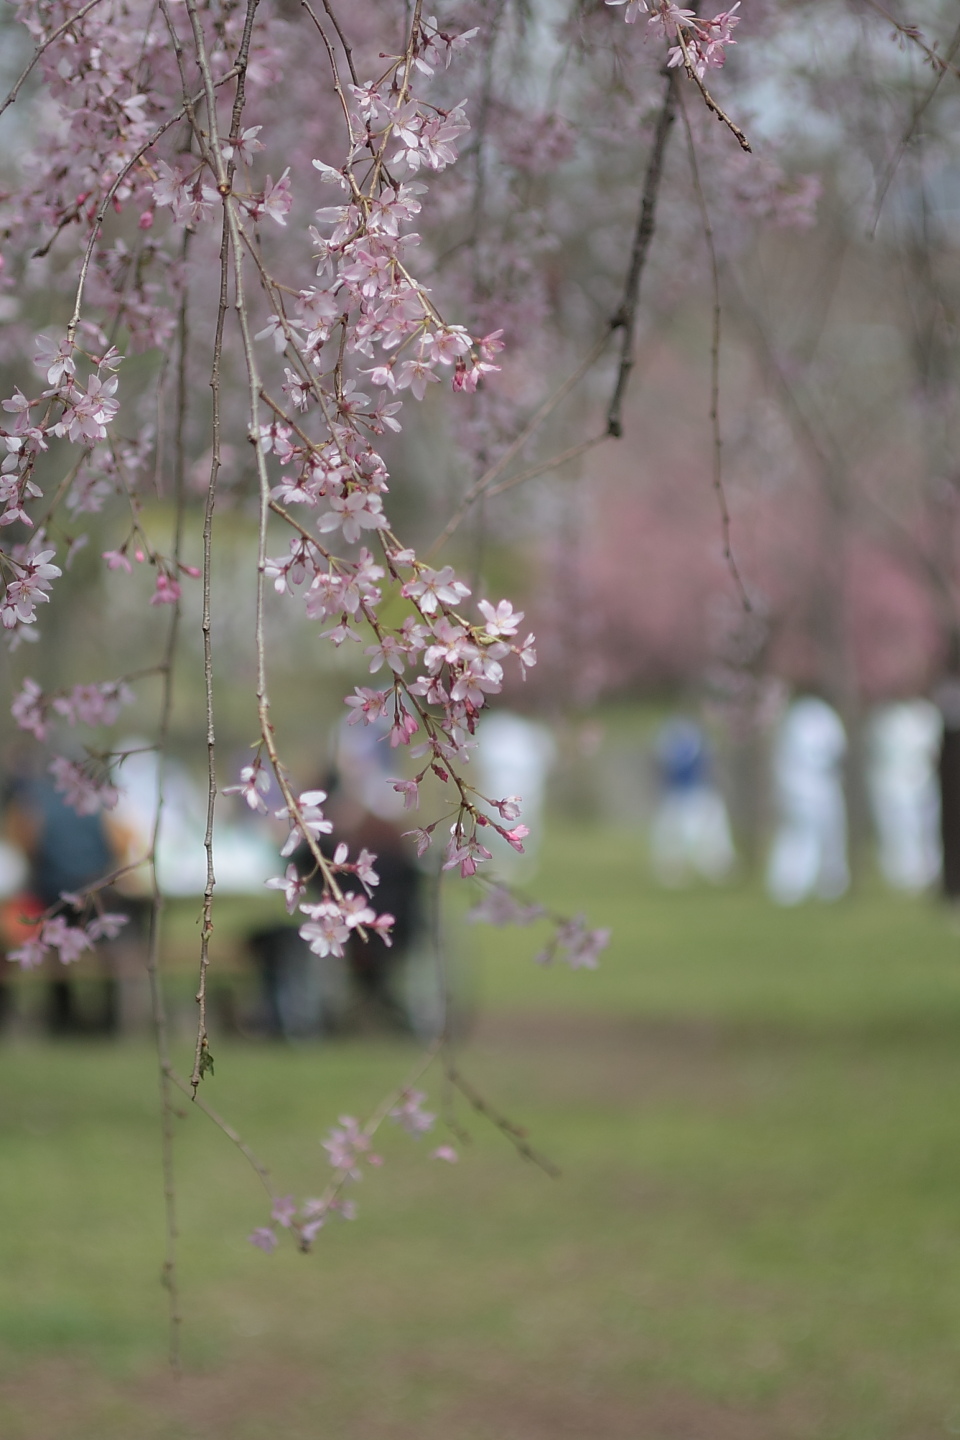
[869,14,960,234]
[168,1068,274,1198]
[299,0,363,180]
[191,0,262,1096]
[142,235,191,1376]
[192,213,227,1095]
[177,0,346,908]
[317,0,360,87]
[674,26,751,153]
[427,333,612,556]
[484,434,608,503]
[443,1063,561,1178]
[678,87,751,612]
[861,0,960,78]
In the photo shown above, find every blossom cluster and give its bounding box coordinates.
[606,0,741,80]
[467,883,611,970]
[0,333,126,643]
[249,1092,453,1254]
[253,785,394,956]
[240,27,540,884]
[8,909,128,971]
[12,677,134,742]
[0,3,608,1021]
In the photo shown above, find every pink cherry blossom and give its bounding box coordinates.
[149,573,181,606]
[390,1089,436,1137]
[265,864,307,915]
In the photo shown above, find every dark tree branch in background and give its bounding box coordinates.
[606,71,677,438]
[431,64,681,554]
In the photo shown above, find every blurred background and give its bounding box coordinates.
[3,1,960,1437]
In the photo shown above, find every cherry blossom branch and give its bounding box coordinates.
[63,68,239,346]
[297,1039,443,1245]
[248,1042,446,1256]
[677,87,751,612]
[0,0,109,120]
[1,0,613,1299]
[673,23,750,154]
[176,0,348,911]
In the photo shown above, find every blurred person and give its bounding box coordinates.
[766,697,849,905]
[250,761,426,1039]
[108,742,276,898]
[867,701,941,892]
[3,759,121,1034]
[475,711,556,873]
[650,718,736,886]
[0,812,29,1033]
[337,713,406,820]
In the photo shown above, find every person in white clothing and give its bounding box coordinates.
[867,701,942,891]
[766,697,849,905]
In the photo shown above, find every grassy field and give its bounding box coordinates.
[3,824,960,1439]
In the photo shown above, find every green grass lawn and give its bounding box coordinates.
[3,825,960,1439]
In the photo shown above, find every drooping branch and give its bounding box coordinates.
[677,85,751,612]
